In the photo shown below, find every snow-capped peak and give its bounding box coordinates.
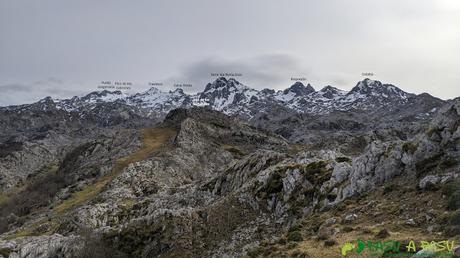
[348,79,410,99]
[283,82,315,97]
[203,77,249,93]
[317,85,346,99]
[172,88,184,95]
[349,78,382,94]
[142,87,162,95]
[27,77,424,118]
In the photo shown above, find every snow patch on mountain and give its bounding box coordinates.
[32,77,435,119]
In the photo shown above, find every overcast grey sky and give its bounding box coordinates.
[1,0,459,106]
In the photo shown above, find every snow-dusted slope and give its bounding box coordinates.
[337,78,412,111]
[192,77,258,112]
[34,77,442,119]
[126,88,192,113]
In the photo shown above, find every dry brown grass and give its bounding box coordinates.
[54,127,176,213]
[287,143,309,156]
[253,175,460,258]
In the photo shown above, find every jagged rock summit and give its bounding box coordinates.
[1,78,444,121]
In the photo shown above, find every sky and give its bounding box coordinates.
[1,0,459,106]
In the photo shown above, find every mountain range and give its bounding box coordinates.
[0,77,458,257]
[3,77,443,120]
[1,77,445,147]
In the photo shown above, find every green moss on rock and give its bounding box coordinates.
[415,153,443,177]
[402,142,418,154]
[301,161,332,185]
[335,156,352,163]
[0,248,12,257]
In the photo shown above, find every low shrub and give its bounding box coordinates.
[442,179,460,210]
[287,230,303,242]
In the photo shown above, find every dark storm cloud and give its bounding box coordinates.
[164,54,309,92]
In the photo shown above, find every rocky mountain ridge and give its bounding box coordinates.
[1,77,445,121]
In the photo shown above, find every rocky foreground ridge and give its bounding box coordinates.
[0,81,458,257]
